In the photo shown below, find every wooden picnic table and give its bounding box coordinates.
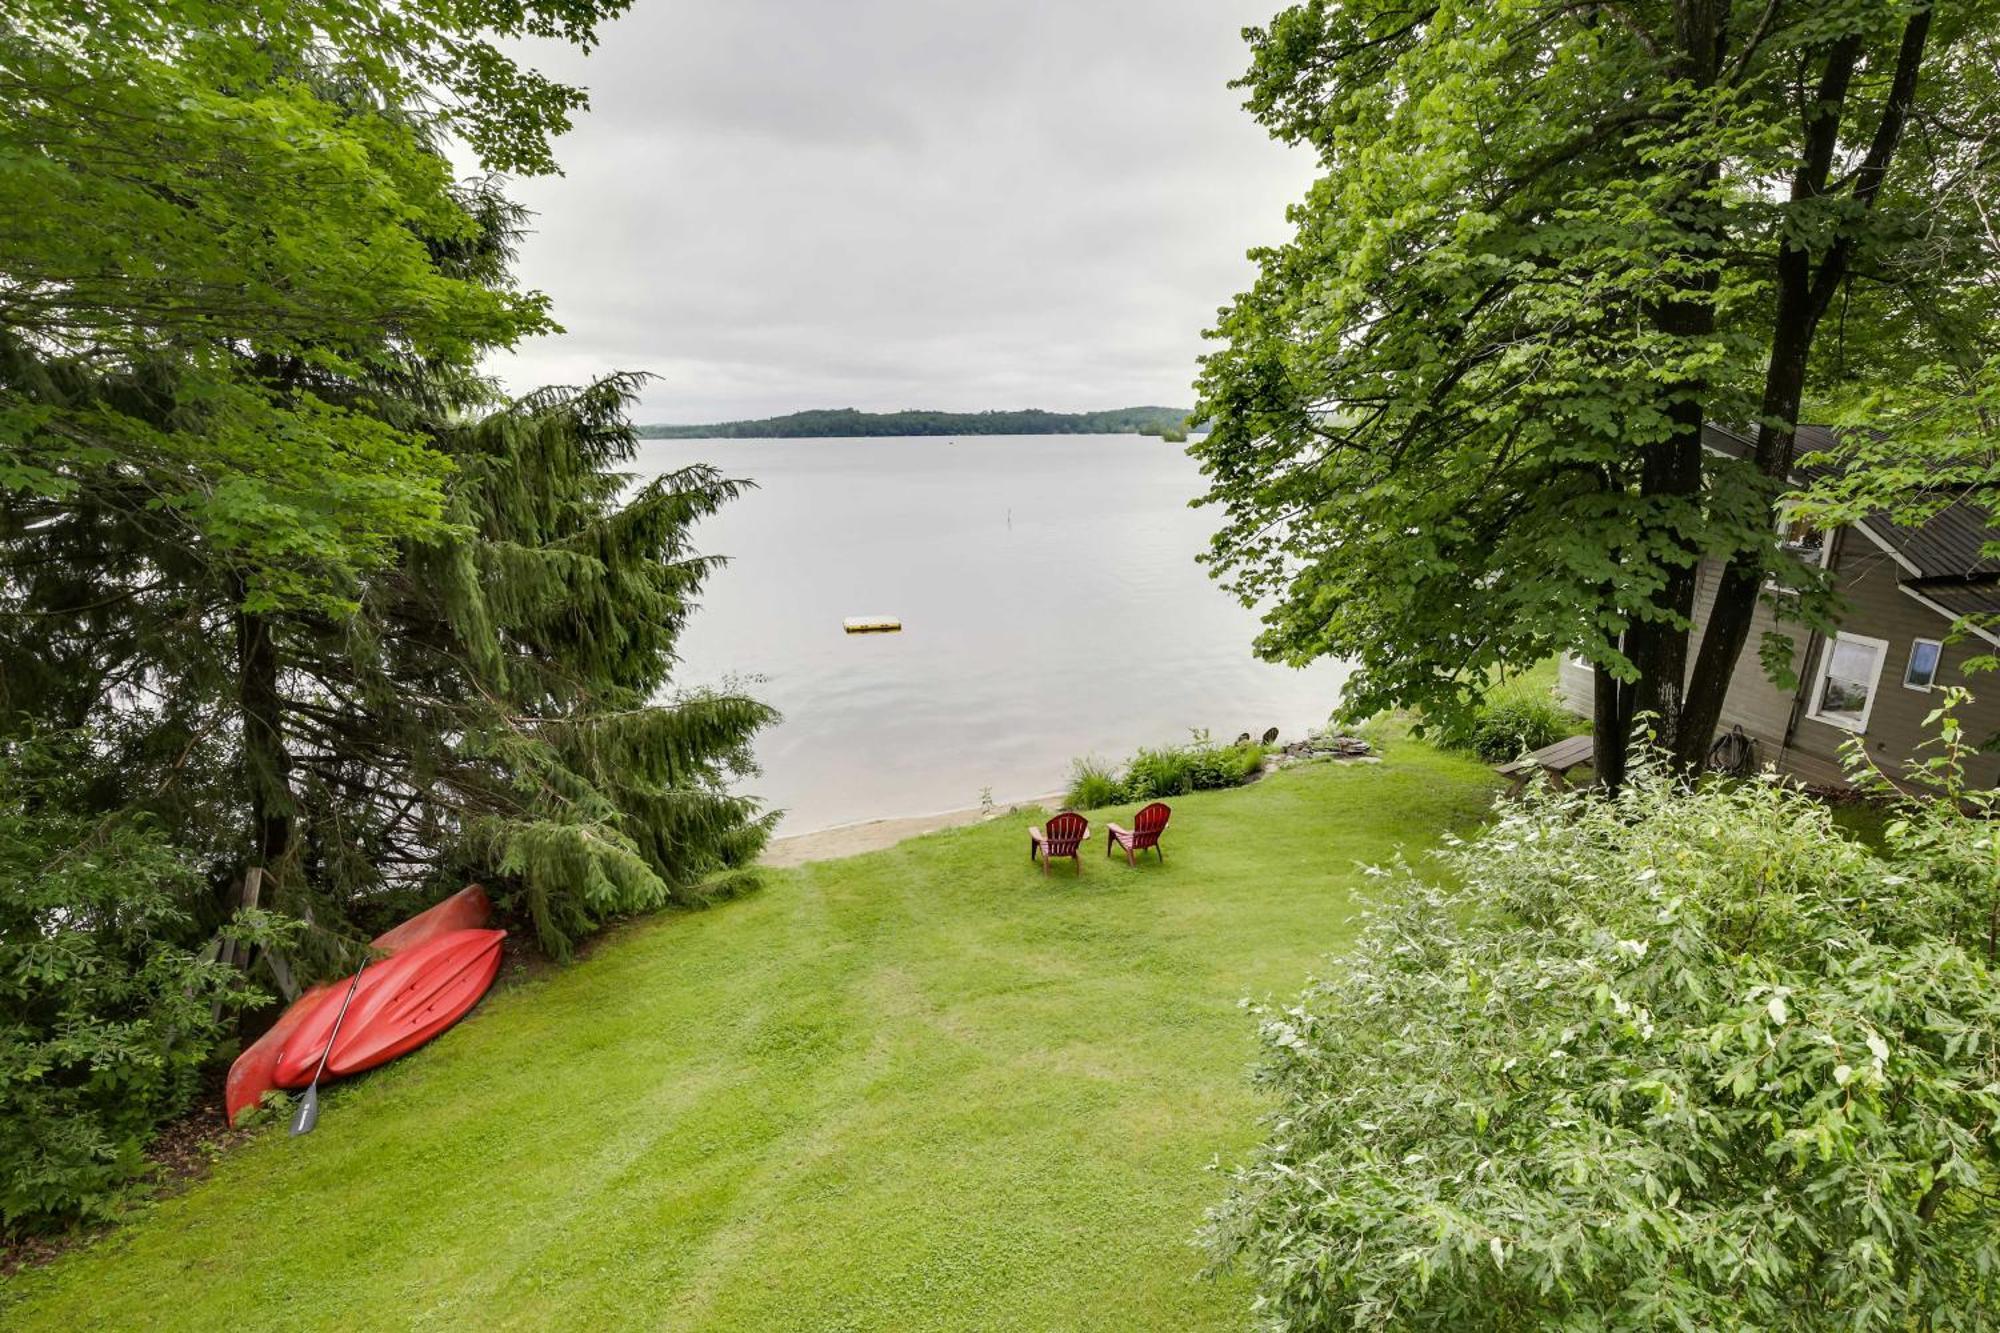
[1494,733,1595,796]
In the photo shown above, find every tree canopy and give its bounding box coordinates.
[1,0,630,613]
[1193,0,2000,776]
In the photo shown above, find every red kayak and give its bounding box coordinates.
[224,887,505,1125]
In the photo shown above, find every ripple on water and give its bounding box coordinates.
[641,434,1352,832]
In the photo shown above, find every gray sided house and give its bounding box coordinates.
[1557,425,2000,789]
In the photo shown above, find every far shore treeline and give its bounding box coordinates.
[639,405,1193,439]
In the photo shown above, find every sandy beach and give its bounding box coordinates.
[760,790,1066,867]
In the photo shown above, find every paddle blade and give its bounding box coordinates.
[289,1085,320,1136]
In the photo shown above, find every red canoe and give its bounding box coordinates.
[224,887,504,1125]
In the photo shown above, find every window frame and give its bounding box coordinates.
[1764,514,1836,594]
[1903,637,1943,693]
[1806,631,1891,733]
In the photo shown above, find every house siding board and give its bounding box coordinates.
[1708,565,1805,750]
[1557,657,1593,715]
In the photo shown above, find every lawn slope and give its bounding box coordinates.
[2,746,1499,1331]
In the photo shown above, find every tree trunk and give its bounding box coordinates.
[1624,411,1706,760]
[1679,14,1931,766]
[1592,660,1630,790]
[1621,1,1725,770]
[236,598,293,889]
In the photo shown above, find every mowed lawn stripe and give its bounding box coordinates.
[0,745,1498,1331]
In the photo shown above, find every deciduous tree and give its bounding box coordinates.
[1194,0,2000,778]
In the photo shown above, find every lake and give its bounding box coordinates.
[636,434,1353,833]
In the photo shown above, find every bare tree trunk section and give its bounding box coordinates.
[1680,13,1931,766]
[236,600,294,893]
[1593,660,1630,790]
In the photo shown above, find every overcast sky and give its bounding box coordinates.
[492,0,1313,425]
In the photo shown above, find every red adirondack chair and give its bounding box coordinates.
[1106,802,1171,865]
[1029,810,1089,876]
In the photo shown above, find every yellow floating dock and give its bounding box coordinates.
[843,617,902,634]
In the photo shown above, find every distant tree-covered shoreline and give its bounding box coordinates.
[637,406,1193,439]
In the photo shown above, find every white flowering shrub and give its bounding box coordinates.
[1207,755,2000,1330]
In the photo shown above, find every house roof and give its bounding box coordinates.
[1701,423,2000,623]
[1905,578,2000,620]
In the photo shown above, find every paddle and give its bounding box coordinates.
[289,956,368,1137]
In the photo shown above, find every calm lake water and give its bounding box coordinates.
[637,434,1353,833]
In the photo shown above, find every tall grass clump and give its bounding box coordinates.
[1064,733,1268,808]
[1207,714,2000,1328]
[1123,745,1198,798]
[1065,755,1127,810]
[1457,692,1574,761]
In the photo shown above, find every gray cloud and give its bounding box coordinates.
[491,0,1312,423]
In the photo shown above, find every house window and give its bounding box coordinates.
[1904,638,1943,692]
[1807,632,1889,732]
[1766,514,1833,594]
[1779,515,1827,562]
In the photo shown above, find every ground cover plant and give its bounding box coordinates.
[0,749,1500,1329]
[1208,747,2000,1329]
[1065,731,1268,808]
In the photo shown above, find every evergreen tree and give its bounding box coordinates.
[1,227,776,974]
[274,375,779,959]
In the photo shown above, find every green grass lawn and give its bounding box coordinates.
[1,745,1501,1331]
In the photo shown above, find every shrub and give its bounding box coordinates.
[1441,688,1577,763]
[0,735,276,1235]
[1181,738,1267,791]
[1065,756,1127,810]
[1066,733,1270,808]
[1124,744,1198,798]
[1207,753,2000,1328]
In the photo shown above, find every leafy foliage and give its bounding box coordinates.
[1193,2,2000,770]
[1846,686,2000,945]
[1436,688,1581,764]
[0,0,770,1234]
[1065,755,1129,810]
[1790,56,2000,654]
[1128,739,1267,799]
[1209,755,2000,1328]
[3,3,770,982]
[0,734,281,1234]
[4,374,777,968]
[1065,734,1267,807]
[2,0,632,614]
